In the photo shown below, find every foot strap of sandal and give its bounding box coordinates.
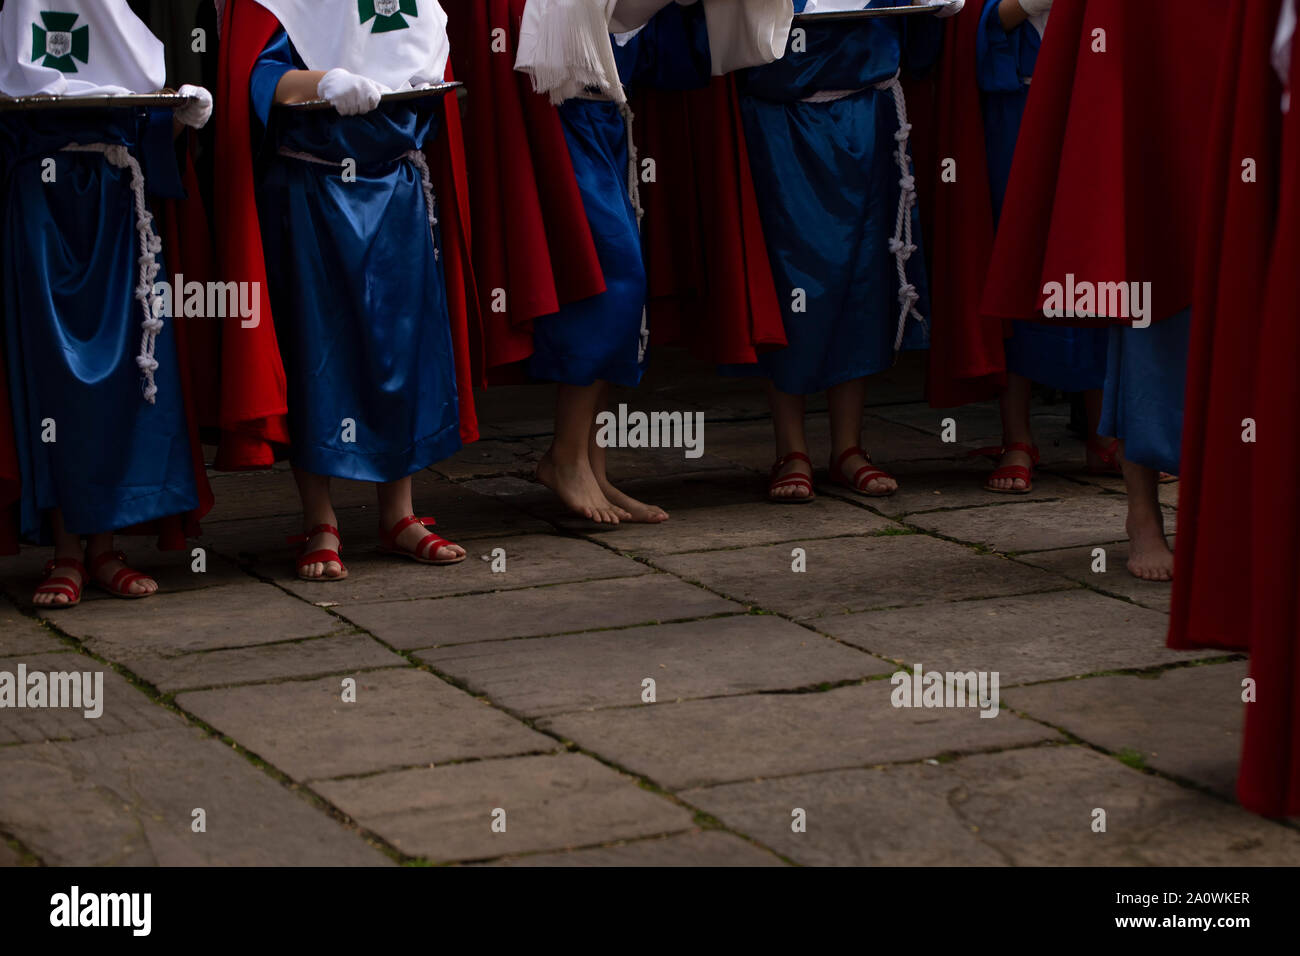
[37,558,86,603]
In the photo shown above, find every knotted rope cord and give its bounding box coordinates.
[276,146,440,258]
[60,143,165,403]
[873,71,925,352]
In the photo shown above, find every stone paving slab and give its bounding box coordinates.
[873,402,1092,467]
[204,469,377,523]
[566,471,891,554]
[269,533,649,607]
[1004,662,1249,799]
[0,651,182,744]
[820,457,1101,518]
[416,615,888,718]
[540,682,1059,790]
[54,581,344,657]
[109,633,408,694]
[1050,466,1182,509]
[698,417,971,478]
[314,752,693,862]
[342,574,741,649]
[816,590,1198,686]
[177,669,556,781]
[1014,546,1173,612]
[0,601,68,657]
[682,744,1300,865]
[872,399,1009,445]
[486,829,783,866]
[909,495,1175,554]
[431,439,544,481]
[0,727,390,866]
[655,533,1062,620]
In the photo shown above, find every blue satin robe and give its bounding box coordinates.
[977,0,1107,392]
[0,108,198,543]
[725,0,935,395]
[251,30,461,481]
[528,5,712,388]
[1099,309,1191,476]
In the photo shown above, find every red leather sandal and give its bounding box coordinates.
[975,442,1040,495]
[829,446,897,498]
[88,550,156,599]
[768,452,816,503]
[289,524,348,581]
[33,557,87,609]
[380,515,466,566]
[1087,437,1123,476]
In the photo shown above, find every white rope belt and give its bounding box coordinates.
[60,143,165,404]
[799,75,926,353]
[873,72,925,352]
[276,146,440,257]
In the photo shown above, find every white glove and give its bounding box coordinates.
[930,0,965,18]
[175,84,213,129]
[317,68,386,116]
[1018,0,1052,16]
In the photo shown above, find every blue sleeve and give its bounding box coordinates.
[613,3,712,91]
[141,105,186,200]
[250,28,299,126]
[976,0,1040,93]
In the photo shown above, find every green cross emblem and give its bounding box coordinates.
[359,0,418,33]
[31,11,89,74]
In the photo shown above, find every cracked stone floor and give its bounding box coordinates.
[1,350,1294,867]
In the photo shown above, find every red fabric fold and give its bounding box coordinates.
[981,0,1226,327]
[636,77,787,365]
[444,0,606,379]
[1170,0,1282,654]
[918,12,1006,408]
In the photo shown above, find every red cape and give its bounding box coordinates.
[444,0,606,381]
[635,77,787,365]
[981,0,1227,327]
[914,11,1006,408]
[1181,0,1300,817]
[1241,54,1300,816]
[0,140,214,555]
[214,0,479,471]
[1170,0,1282,655]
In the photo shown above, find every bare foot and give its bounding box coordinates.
[33,560,85,607]
[387,517,465,563]
[597,476,669,523]
[770,455,814,501]
[835,450,897,495]
[299,527,345,580]
[1126,514,1174,582]
[88,551,158,596]
[537,452,629,524]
